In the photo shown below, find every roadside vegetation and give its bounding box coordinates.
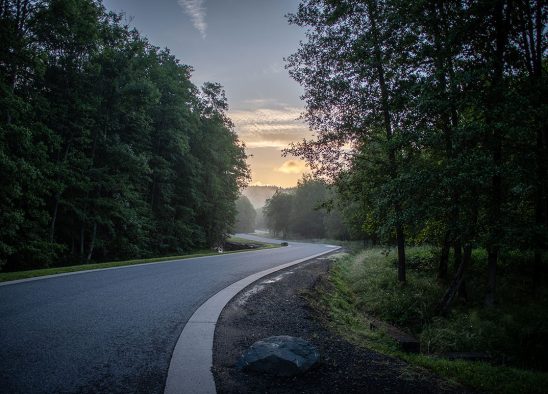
[318,250,548,393]
[276,1,548,387]
[284,0,547,307]
[234,196,257,233]
[1,0,249,273]
[263,175,355,241]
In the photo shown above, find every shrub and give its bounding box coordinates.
[333,247,548,370]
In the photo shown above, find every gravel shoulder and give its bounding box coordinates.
[212,255,471,393]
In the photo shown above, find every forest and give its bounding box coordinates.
[259,176,349,240]
[236,0,548,379]
[280,0,547,308]
[0,0,249,271]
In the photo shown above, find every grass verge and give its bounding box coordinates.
[317,250,548,393]
[251,231,365,251]
[0,236,280,283]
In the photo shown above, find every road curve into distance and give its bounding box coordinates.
[0,235,336,393]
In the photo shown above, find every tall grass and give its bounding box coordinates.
[320,247,548,392]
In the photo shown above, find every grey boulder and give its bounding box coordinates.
[236,335,320,376]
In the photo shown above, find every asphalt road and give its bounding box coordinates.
[0,235,335,394]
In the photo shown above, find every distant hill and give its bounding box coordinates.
[242,185,291,208]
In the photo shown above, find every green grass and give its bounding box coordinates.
[317,249,548,393]
[226,236,275,245]
[303,238,365,252]
[0,236,280,283]
[252,231,365,251]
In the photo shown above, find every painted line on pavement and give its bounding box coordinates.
[0,247,282,287]
[163,246,341,394]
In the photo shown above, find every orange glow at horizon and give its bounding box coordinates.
[231,104,312,188]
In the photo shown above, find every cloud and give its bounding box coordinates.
[178,0,207,38]
[231,107,303,124]
[275,160,307,174]
[230,106,313,148]
[243,132,306,148]
[240,98,279,108]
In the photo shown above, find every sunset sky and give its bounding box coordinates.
[103,0,311,187]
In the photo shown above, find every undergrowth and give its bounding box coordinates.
[320,248,548,393]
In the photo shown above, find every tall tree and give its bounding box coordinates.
[287,0,546,307]
[264,190,295,239]
[286,0,411,282]
[290,175,328,239]
[234,195,256,233]
[0,0,249,270]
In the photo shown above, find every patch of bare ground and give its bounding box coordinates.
[212,256,472,393]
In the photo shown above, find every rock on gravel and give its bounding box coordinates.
[213,257,472,393]
[237,336,320,376]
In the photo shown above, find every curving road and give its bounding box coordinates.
[0,235,335,393]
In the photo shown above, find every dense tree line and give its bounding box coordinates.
[286,0,546,307]
[0,0,248,271]
[234,195,256,233]
[263,175,352,240]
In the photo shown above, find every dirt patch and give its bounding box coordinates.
[212,256,470,393]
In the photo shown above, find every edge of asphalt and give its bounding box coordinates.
[0,247,284,287]
[163,245,342,394]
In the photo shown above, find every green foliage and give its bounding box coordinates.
[234,195,256,233]
[262,175,357,240]
[322,252,548,393]
[404,354,548,394]
[343,248,444,330]
[254,206,266,229]
[290,175,329,238]
[263,190,294,238]
[0,0,249,271]
[288,0,548,298]
[330,248,548,370]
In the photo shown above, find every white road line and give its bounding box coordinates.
[0,247,278,287]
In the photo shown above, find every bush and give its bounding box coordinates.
[333,247,548,370]
[324,249,548,392]
[347,248,443,331]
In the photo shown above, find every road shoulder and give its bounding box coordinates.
[213,256,470,393]
[164,248,339,394]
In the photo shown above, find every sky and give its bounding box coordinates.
[102,0,312,187]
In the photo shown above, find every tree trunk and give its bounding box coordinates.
[438,231,450,281]
[367,0,406,282]
[150,177,156,209]
[429,2,461,286]
[532,35,547,286]
[49,191,61,242]
[459,244,472,301]
[86,222,97,262]
[396,222,406,283]
[435,264,463,315]
[453,240,462,272]
[539,0,548,282]
[49,144,71,243]
[80,223,85,263]
[436,243,469,315]
[485,248,498,307]
[533,124,546,288]
[485,0,509,307]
